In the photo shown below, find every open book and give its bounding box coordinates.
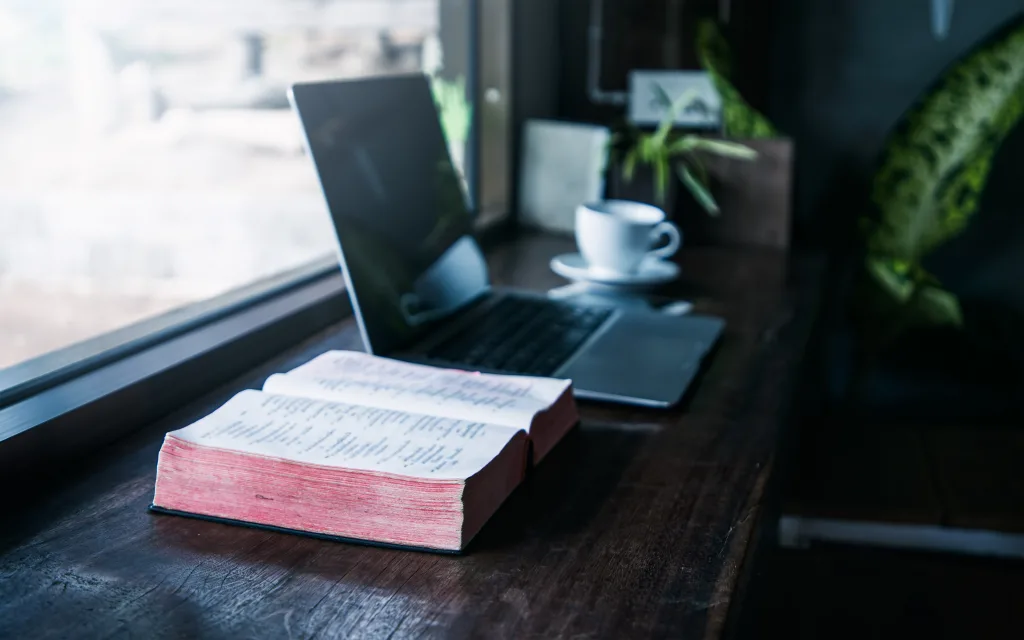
[151,351,578,552]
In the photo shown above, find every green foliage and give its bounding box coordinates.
[696,19,778,139]
[613,87,757,212]
[430,75,472,146]
[859,13,1024,338]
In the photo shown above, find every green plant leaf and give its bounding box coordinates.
[685,138,759,160]
[677,163,719,215]
[865,256,915,302]
[865,259,964,326]
[638,137,654,163]
[654,156,669,205]
[688,155,709,186]
[915,285,964,327]
[622,148,638,181]
[668,87,701,117]
[859,14,1024,338]
[668,136,699,154]
[696,20,778,139]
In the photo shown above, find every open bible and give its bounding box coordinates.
[151,351,578,552]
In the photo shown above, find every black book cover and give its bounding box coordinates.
[148,505,464,555]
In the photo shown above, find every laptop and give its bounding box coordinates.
[288,74,724,407]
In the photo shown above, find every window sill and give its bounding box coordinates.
[0,260,350,480]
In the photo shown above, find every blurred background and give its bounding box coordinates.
[0,0,472,367]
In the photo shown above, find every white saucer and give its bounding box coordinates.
[550,253,680,288]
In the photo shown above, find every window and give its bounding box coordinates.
[0,0,492,374]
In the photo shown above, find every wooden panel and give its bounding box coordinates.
[784,424,944,525]
[745,545,1024,639]
[925,427,1024,533]
[0,236,826,639]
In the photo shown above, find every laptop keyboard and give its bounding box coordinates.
[425,296,612,376]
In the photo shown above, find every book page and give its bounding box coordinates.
[168,390,521,481]
[262,350,571,430]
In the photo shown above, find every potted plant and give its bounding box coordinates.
[608,87,758,217]
[606,19,794,248]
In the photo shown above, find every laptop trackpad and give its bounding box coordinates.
[558,313,722,407]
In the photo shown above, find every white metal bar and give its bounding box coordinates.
[779,515,1024,559]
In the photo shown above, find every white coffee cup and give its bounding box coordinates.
[575,200,681,276]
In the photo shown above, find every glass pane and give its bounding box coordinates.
[0,0,474,370]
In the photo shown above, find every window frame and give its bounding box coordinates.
[0,0,514,478]
[0,257,340,409]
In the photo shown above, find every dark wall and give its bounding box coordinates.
[557,0,1024,246]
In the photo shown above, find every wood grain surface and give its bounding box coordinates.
[0,233,824,639]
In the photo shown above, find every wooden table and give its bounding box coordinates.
[0,233,824,639]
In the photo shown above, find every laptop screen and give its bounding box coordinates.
[290,75,486,355]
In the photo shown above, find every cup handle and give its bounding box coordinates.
[647,222,681,260]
